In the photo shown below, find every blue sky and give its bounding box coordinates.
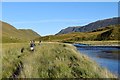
[1,2,118,36]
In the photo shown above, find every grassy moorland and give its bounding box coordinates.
[1,21,40,43]
[0,43,2,79]
[2,42,116,78]
[75,41,119,46]
[37,25,120,45]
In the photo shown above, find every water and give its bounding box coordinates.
[73,43,120,76]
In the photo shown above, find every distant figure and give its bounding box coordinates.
[38,40,41,45]
[21,47,24,53]
[30,40,35,51]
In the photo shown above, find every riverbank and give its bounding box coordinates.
[74,44,119,76]
[75,41,120,46]
[2,42,116,78]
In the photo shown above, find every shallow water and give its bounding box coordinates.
[74,44,120,76]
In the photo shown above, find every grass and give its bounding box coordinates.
[2,42,116,78]
[1,21,40,43]
[37,25,120,42]
[2,43,29,78]
[0,43,2,79]
[75,41,120,46]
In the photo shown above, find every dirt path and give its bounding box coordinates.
[10,60,23,78]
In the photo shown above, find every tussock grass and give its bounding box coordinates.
[0,43,2,79]
[2,42,116,78]
[75,41,120,46]
[2,43,29,78]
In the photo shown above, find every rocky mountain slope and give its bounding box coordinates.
[57,17,120,35]
[39,25,120,42]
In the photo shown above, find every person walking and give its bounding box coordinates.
[30,40,35,51]
[38,40,41,45]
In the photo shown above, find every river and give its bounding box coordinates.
[73,43,120,77]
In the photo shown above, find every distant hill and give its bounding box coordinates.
[39,25,120,42]
[56,17,120,35]
[1,21,40,43]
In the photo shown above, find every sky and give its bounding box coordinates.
[1,0,120,2]
[1,2,118,36]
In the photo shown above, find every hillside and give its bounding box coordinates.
[57,17,120,35]
[38,25,120,42]
[1,21,40,43]
[2,42,116,78]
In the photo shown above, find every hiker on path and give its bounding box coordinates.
[38,40,41,45]
[30,40,35,51]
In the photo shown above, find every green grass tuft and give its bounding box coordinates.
[2,42,116,78]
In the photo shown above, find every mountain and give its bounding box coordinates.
[39,25,120,42]
[56,17,120,35]
[1,21,40,43]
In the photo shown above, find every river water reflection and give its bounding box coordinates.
[74,44,120,76]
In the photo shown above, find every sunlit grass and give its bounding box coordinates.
[75,41,119,46]
[38,25,120,43]
[2,42,116,78]
[0,43,2,79]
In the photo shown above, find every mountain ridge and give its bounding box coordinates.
[56,17,120,35]
[39,25,120,42]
